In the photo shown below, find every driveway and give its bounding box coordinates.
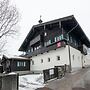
[36,68,90,90]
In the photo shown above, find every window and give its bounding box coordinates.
[38,45,41,48]
[44,42,47,47]
[34,47,37,50]
[31,48,33,52]
[17,61,26,67]
[44,32,47,36]
[21,62,23,66]
[67,34,69,41]
[37,46,39,49]
[57,36,60,41]
[46,40,51,46]
[24,62,26,67]
[28,49,30,52]
[32,60,34,65]
[54,37,57,42]
[70,36,73,43]
[72,55,74,60]
[59,36,62,40]
[61,34,63,39]
[74,40,77,46]
[49,40,51,44]
[41,59,43,63]
[48,58,50,62]
[51,38,55,43]
[57,56,60,60]
[17,62,19,67]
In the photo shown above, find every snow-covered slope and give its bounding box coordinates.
[19,74,45,90]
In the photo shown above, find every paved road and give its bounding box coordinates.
[37,68,90,90]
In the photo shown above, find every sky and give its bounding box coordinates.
[4,0,90,56]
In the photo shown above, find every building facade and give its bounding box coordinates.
[1,55,30,73]
[19,15,90,72]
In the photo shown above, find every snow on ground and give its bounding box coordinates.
[19,74,45,90]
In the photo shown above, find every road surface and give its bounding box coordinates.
[36,68,90,90]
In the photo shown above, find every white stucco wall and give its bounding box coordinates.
[30,45,84,72]
[70,46,83,71]
[83,54,90,67]
[30,46,69,71]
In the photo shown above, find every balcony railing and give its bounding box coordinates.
[30,35,40,46]
[26,41,66,57]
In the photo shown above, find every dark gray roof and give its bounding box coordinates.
[19,15,90,51]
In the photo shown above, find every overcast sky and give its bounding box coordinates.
[4,0,90,56]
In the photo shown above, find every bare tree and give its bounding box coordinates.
[0,0,19,54]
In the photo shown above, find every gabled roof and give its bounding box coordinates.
[1,55,30,63]
[19,15,90,51]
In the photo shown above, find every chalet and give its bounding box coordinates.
[1,55,30,73]
[19,15,90,72]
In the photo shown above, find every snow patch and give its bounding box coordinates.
[8,72,17,75]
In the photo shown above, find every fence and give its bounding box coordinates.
[43,65,68,83]
[0,66,3,73]
[0,74,19,90]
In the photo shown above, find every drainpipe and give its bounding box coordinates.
[68,42,72,72]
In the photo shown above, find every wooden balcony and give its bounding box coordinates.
[26,41,66,57]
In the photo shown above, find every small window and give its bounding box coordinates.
[47,41,49,46]
[70,36,73,43]
[72,55,74,60]
[34,47,36,50]
[17,62,24,67]
[38,45,41,48]
[24,62,26,67]
[57,36,60,41]
[32,60,34,65]
[51,38,55,43]
[28,49,30,52]
[44,32,47,36]
[41,59,43,63]
[59,36,61,40]
[54,37,57,42]
[17,62,19,67]
[57,56,60,60]
[48,58,50,62]
[44,42,47,46]
[49,40,51,44]
[37,46,39,49]
[61,34,63,40]
[21,62,23,66]
[31,48,33,52]
[74,40,77,46]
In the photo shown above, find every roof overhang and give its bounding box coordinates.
[19,15,90,51]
